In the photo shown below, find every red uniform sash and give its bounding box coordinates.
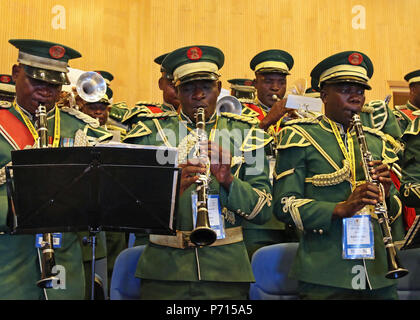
[0,109,34,150]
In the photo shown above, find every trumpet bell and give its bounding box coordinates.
[216,96,242,115]
[76,71,107,103]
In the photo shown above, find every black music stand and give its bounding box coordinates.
[6,145,180,299]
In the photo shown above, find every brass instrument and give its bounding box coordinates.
[352,113,408,279]
[76,71,107,103]
[57,71,107,109]
[35,105,59,288]
[216,96,242,115]
[189,107,217,246]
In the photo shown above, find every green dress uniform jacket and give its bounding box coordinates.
[272,115,405,290]
[123,111,272,285]
[240,100,296,258]
[400,117,420,208]
[0,103,111,299]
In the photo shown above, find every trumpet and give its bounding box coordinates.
[35,105,59,288]
[352,113,408,279]
[189,107,217,247]
[57,71,107,109]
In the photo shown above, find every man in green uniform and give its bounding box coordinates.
[123,45,273,299]
[0,39,112,299]
[273,51,405,299]
[0,74,16,102]
[239,50,299,259]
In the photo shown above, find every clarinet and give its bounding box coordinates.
[352,113,408,279]
[35,105,58,288]
[189,107,217,246]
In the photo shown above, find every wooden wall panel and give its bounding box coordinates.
[0,0,419,107]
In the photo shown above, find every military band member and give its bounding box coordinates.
[123,45,272,299]
[250,49,296,132]
[0,74,16,102]
[240,50,300,258]
[394,70,420,133]
[227,78,256,102]
[0,39,111,299]
[273,51,405,299]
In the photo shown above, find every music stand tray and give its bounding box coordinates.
[6,144,180,236]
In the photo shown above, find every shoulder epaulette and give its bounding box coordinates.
[122,102,163,123]
[276,125,311,150]
[0,101,12,109]
[363,100,389,130]
[220,112,259,125]
[240,126,273,152]
[60,106,100,128]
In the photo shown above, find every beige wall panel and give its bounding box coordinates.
[0,0,419,107]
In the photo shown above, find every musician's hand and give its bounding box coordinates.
[369,160,392,198]
[204,141,234,191]
[332,182,381,219]
[178,159,206,196]
[259,99,294,131]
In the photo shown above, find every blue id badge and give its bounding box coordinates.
[35,233,63,249]
[192,193,226,240]
[342,215,374,259]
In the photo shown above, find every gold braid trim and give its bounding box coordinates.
[247,188,272,220]
[306,160,351,186]
[383,133,404,154]
[361,105,374,113]
[281,196,314,231]
[61,107,100,128]
[135,111,178,119]
[220,112,259,125]
[292,125,341,171]
[177,131,197,164]
[403,183,420,199]
[283,117,320,126]
[389,195,403,225]
[274,168,295,181]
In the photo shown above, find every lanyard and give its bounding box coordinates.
[328,118,356,189]
[13,100,61,147]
